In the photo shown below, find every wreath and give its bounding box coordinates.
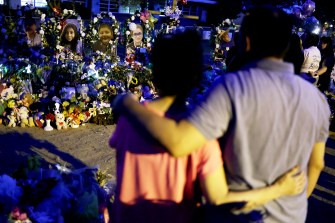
[211,18,237,61]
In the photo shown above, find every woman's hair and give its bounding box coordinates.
[151,29,203,100]
[60,23,79,52]
[284,33,304,74]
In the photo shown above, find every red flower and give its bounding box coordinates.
[45,113,55,121]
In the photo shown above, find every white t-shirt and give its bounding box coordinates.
[300,46,321,73]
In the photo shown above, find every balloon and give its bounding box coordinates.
[302,0,316,17]
[292,5,303,19]
[304,16,320,34]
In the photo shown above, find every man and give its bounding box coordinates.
[115,6,329,223]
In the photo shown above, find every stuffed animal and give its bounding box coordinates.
[7,111,17,127]
[33,111,45,128]
[17,106,34,127]
[55,112,68,130]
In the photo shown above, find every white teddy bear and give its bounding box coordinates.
[55,113,68,130]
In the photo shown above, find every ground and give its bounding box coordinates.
[0,123,117,181]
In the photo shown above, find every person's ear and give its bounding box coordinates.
[245,36,251,52]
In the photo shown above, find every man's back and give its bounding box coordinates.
[197,59,329,222]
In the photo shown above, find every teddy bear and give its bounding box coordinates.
[55,112,68,130]
[7,110,17,127]
[17,106,35,127]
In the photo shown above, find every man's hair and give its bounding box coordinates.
[303,33,320,48]
[238,5,293,59]
[151,29,203,99]
[24,18,36,30]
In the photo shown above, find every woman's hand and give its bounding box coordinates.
[238,166,305,212]
[275,166,305,196]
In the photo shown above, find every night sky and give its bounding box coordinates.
[206,0,335,24]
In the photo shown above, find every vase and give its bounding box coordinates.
[44,119,53,131]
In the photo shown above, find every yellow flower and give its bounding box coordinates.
[131,77,138,85]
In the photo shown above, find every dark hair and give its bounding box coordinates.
[60,23,80,52]
[303,33,319,48]
[284,33,304,74]
[24,18,36,30]
[320,36,333,55]
[151,30,203,100]
[238,6,293,60]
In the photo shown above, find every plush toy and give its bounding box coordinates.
[17,106,35,127]
[18,93,34,108]
[33,111,45,128]
[55,112,68,130]
[1,85,16,100]
[7,111,17,127]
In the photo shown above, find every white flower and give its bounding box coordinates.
[131,16,135,21]
[145,24,149,29]
[92,29,97,35]
[114,28,118,33]
[93,17,98,23]
[111,16,116,20]
[108,12,113,17]
[109,40,113,44]
[56,45,63,50]
[97,13,102,19]
[39,30,44,35]
[77,16,82,21]
[147,42,151,47]
[224,19,231,25]
[63,9,68,15]
[126,30,130,36]
[50,18,56,23]
[146,20,149,23]
[57,25,62,30]
[216,44,220,49]
[41,14,46,22]
[129,22,137,31]
[81,32,86,37]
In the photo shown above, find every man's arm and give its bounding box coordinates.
[120,95,207,157]
[306,142,325,197]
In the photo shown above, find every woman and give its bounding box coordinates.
[125,24,145,63]
[315,36,335,92]
[59,23,82,56]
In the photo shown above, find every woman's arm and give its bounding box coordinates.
[201,166,305,209]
